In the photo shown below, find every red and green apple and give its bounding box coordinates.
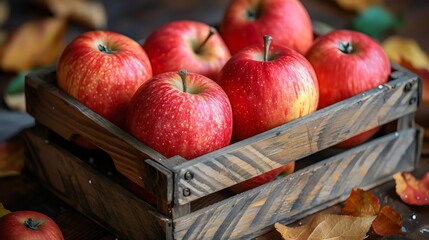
[126,70,233,160]
[0,211,64,240]
[305,29,390,147]
[143,20,231,80]
[220,0,313,55]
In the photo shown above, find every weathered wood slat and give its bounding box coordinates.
[173,72,420,205]
[23,129,172,240]
[173,128,419,240]
[24,68,177,202]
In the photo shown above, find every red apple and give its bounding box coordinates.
[57,30,152,130]
[143,20,231,80]
[305,29,390,147]
[217,35,318,191]
[231,162,295,194]
[220,0,313,55]
[217,35,319,140]
[0,211,64,240]
[126,70,233,160]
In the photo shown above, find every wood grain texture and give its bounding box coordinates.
[173,71,420,205]
[173,128,419,240]
[25,66,421,207]
[23,129,171,240]
[24,68,176,202]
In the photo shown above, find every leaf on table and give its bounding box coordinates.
[0,141,25,177]
[0,17,66,72]
[275,213,376,240]
[342,188,380,217]
[382,36,429,71]
[382,36,429,105]
[352,6,402,39]
[335,0,381,12]
[0,0,9,27]
[372,205,404,236]
[393,172,429,206]
[0,203,11,218]
[42,0,107,29]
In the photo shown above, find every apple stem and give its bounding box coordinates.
[24,218,43,230]
[98,44,116,54]
[338,41,353,54]
[195,27,217,54]
[178,69,188,93]
[263,35,272,62]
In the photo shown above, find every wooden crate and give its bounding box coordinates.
[23,63,423,240]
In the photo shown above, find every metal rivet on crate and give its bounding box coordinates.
[183,188,191,197]
[403,82,413,92]
[409,97,417,105]
[184,171,193,180]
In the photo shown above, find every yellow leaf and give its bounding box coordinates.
[382,36,429,71]
[0,17,66,72]
[275,213,376,240]
[0,141,25,177]
[0,203,11,218]
[335,0,381,12]
[43,0,107,29]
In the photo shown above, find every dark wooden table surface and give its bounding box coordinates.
[1,0,429,239]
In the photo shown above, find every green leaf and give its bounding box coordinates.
[6,71,30,95]
[352,6,402,39]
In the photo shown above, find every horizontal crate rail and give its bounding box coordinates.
[171,71,420,205]
[173,128,419,240]
[23,129,171,240]
[25,65,421,209]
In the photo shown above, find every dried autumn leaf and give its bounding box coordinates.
[382,37,429,105]
[0,141,25,177]
[372,205,404,236]
[342,188,380,217]
[0,203,11,218]
[394,172,429,206]
[0,17,66,72]
[382,36,429,71]
[42,0,107,29]
[336,0,381,12]
[275,214,376,240]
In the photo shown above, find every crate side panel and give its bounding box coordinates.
[24,68,174,196]
[173,129,417,240]
[24,130,171,240]
[174,74,420,205]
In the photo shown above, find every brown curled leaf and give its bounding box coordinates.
[372,205,404,236]
[342,188,380,217]
[0,17,66,72]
